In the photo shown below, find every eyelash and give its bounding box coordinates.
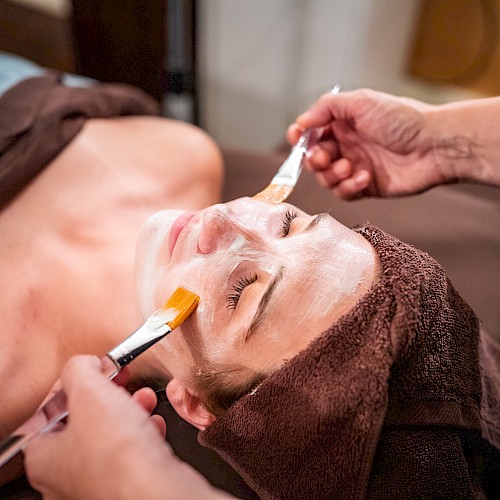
[281,209,298,236]
[226,274,258,310]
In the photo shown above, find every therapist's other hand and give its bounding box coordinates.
[287,89,448,200]
[24,355,231,500]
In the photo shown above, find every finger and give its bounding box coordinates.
[60,356,132,419]
[131,388,166,437]
[61,355,133,397]
[332,170,372,200]
[305,141,341,171]
[303,147,330,172]
[315,140,340,161]
[40,356,115,410]
[286,123,305,145]
[112,365,131,387]
[296,91,350,129]
[149,414,167,438]
[34,356,104,424]
[60,355,103,392]
[132,387,158,414]
[316,158,353,186]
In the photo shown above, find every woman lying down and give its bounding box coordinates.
[2,59,497,498]
[34,195,493,499]
[4,195,500,498]
[129,197,499,499]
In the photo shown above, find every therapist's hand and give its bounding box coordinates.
[24,355,232,500]
[287,89,449,200]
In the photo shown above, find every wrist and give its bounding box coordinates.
[427,106,475,183]
[429,101,500,187]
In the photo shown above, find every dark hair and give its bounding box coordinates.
[191,365,267,418]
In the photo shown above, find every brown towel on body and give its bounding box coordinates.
[200,226,500,499]
[0,72,159,209]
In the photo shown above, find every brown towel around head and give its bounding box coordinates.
[200,226,499,499]
[0,72,159,209]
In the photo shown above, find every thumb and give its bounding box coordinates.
[60,355,103,392]
[59,355,114,414]
[296,91,353,129]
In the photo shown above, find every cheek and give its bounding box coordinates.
[153,262,237,359]
[153,258,206,304]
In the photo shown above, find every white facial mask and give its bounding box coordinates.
[134,198,380,379]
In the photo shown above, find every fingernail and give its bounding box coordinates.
[355,171,370,187]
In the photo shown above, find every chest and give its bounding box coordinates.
[2,194,152,356]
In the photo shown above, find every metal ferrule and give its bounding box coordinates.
[107,316,172,369]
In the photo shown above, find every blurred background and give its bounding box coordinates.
[0,0,499,336]
[0,7,499,495]
[1,0,499,151]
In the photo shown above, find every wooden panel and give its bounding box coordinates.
[407,0,500,95]
[0,0,76,72]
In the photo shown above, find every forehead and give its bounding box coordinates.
[225,198,309,222]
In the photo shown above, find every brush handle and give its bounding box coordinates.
[0,357,119,468]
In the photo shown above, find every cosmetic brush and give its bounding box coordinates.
[253,83,341,204]
[252,129,317,204]
[0,287,199,468]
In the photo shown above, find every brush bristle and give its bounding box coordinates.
[161,288,199,330]
[252,184,293,204]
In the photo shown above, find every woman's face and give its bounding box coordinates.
[136,197,379,385]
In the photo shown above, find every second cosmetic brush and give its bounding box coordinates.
[0,287,199,468]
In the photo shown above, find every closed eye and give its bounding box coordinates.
[281,209,298,236]
[226,274,258,310]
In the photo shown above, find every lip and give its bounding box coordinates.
[168,211,197,255]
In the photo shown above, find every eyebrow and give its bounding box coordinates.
[245,266,284,341]
[305,213,327,232]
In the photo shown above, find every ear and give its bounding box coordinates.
[166,378,216,431]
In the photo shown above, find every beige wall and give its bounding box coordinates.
[197,0,482,151]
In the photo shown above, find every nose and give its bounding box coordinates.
[197,205,266,254]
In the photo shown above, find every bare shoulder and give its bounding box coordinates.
[77,116,224,208]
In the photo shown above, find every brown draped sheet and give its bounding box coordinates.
[0,72,158,209]
[200,226,500,499]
